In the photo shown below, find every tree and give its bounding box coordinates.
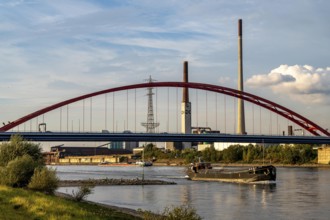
[222,145,244,162]
[182,148,200,164]
[0,134,59,192]
[0,134,43,167]
[201,146,220,163]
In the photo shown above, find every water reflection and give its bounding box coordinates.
[56,166,330,220]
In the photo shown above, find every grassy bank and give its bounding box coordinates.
[0,185,141,220]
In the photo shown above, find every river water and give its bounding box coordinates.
[55,165,330,220]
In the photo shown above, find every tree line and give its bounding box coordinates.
[143,143,319,164]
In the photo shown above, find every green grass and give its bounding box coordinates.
[0,185,141,220]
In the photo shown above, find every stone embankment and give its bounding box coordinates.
[59,178,176,187]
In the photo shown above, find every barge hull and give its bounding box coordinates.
[187,165,276,183]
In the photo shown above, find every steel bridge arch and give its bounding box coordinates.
[1,82,329,136]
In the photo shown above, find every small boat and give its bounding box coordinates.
[186,161,276,183]
[136,161,153,167]
[98,161,110,165]
[136,149,153,167]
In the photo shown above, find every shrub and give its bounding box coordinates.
[0,134,43,167]
[3,155,37,187]
[28,167,59,194]
[141,204,202,220]
[162,205,202,220]
[0,167,7,185]
[71,184,94,201]
[0,135,60,191]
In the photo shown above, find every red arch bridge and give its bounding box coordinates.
[0,82,329,143]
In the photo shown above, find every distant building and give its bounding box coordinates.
[109,130,139,151]
[191,128,253,151]
[133,147,144,155]
[44,145,134,165]
[214,142,254,151]
[192,127,220,148]
[110,141,138,151]
[165,142,183,151]
[318,145,330,164]
[50,146,132,158]
[197,143,213,151]
[110,142,124,149]
[196,142,256,151]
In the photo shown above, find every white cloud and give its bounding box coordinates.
[246,71,295,86]
[246,64,330,104]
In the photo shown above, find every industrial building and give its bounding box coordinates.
[318,145,330,164]
[43,132,138,165]
[50,145,132,158]
[43,145,133,165]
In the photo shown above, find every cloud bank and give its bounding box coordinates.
[246,65,330,104]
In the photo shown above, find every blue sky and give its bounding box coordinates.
[0,0,329,134]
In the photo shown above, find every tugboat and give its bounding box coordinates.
[186,161,276,183]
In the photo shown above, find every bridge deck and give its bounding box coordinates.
[1,132,329,144]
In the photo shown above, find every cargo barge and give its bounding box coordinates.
[186,162,276,183]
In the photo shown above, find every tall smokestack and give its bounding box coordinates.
[183,61,189,102]
[181,61,192,148]
[237,19,246,134]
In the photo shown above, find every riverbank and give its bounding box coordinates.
[0,184,142,220]
[211,163,330,168]
[59,178,177,187]
[54,191,143,218]
[50,161,330,168]
[152,161,330,168]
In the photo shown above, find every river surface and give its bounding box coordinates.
[55,165,330,220]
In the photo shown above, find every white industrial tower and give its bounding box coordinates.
[237,19,247,135]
